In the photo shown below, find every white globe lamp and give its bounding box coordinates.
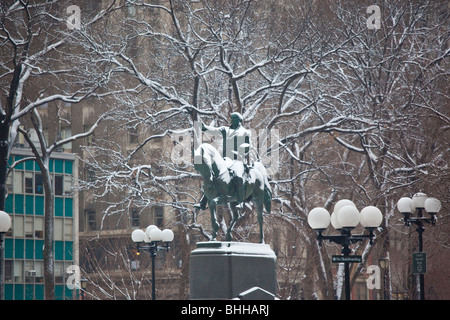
[161,229,174,242]
[131,229,145,243]
[360,206,383,229]
[307,207,331,230]
[337,205,360,229]
[0,211,11,233]
[424,198,441,214]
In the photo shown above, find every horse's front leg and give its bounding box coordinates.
[256,201,265,244]
[209,198,220,241]
[226,202,241,241]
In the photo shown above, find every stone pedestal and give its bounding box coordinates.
[189,241,277,300]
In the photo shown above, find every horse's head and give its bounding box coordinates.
[194,144,213,180]
[194,143,227,182]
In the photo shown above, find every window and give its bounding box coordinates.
[64,176,72,195]
[86,210,96,231]
[35,217,44,238]
[25,172,33,193]
[5,260,12,282]
[155,207,164,228]
[131,209,140,228]
[14,216,24,238]
[54,262,64,283]
[24,172,44,194]
[35,174,43,194]
[14,261,23,282]
[55,175,63,195]
[55,218,64,241]
[6,174,13,192]
[25,216,33,238]
[13,172,23,194]
[64,219,73,240]
[35,261,44,283]
[10,205,45,239]
[54,174,73,198]
[25,261,35,283]
[60,127,72,151]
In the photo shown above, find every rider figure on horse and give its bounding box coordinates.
[195,112,251,210]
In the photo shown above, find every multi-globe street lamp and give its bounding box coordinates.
[0,210,12,301]
[131,225,174,300]
[396,192,441,300]
[308,199,383,300]
[79,277,88,300]
[378,257,389,300]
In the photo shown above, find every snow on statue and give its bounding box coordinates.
[193,112,271,243]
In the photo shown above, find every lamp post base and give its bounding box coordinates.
[189,241,277,300]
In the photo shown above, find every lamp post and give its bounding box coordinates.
[80,278,88,300]
[131,225,174,300]
[0,210,12,301]
[308,200,383,300]
[396,193,441,300]
[378,257,389,300]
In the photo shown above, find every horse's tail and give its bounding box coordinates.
[264,181,272,213]
[254,161,272,213]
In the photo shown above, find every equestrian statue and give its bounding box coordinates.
[193,112,272,243]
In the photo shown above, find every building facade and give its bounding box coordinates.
[3,148,78,300]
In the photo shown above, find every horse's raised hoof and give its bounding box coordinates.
[194,203,207,211]
[235,203,244,210]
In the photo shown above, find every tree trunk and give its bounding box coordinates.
[43,182,55,299]
[41,159,55,299]
[0,140,9,211]
[0,65,22,211]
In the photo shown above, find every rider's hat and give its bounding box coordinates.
[231,112,243,121]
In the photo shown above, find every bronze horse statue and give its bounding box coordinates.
[194,143,271,243]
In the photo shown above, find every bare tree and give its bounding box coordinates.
[76,0,449,299]
[0,0,127,299]
[78,234,185,300]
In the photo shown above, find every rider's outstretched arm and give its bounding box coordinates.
[202,122,225,137]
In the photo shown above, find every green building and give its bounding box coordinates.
[3,149,78,300]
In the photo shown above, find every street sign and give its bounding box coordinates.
[412,252,427,274]
[332,255,362,263]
